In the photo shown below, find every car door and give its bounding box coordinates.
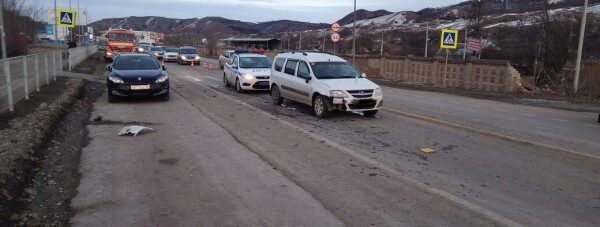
[292,61,313,105]
[227,55,239,84]
[280,59,299,100]
[224,55,234,83]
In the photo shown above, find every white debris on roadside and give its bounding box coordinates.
[118,126,155,137]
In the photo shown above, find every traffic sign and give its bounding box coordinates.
[57,9,76,28]
[467,37,481,52]
[331,22,341,32]
[331,33,340,42]
[440,29,458,49]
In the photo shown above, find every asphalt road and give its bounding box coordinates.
[71,60,600,226]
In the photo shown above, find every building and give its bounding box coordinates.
[132,31,164,44]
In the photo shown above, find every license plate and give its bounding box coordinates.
[131,85,150,90]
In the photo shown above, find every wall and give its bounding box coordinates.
[345,55,525,93]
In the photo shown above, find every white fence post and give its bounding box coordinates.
[2,58,12,111]
[35,53,39,91]
[44,52,49,85]
[23,55,29,100]
[59,51,63,72]
[52,51,57,80]
[68,49,72,71]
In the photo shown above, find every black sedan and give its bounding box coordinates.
[106,54,170,102]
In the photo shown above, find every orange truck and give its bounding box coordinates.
[104,29,138,62]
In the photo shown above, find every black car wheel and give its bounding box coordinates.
[161,93,170,101]
[223,74,230,87]
[236,79,244,93]
[313,95,330,118]
[271,86,283,105]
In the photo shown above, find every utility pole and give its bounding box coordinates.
[463,29,467,59]
[380,33,384,56]
[352,0,356,65]
[0,1,13,111]
[54,0,59,51]
[425,28,429,58]
[573,0,588,93]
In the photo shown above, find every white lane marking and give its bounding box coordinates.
[185,75,200,82]
[469,104,483,108]
[549,118,567,122]
[168,70,522,227]
[519,112,536,117]
[448,100,461,104]
[493,108,507,112]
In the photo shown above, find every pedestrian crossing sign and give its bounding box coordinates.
[440,29,459,49]
[57,9,76,28]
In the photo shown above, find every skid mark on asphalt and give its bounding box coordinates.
[519,112,536,117]
[549,118,567,122]
[493,108,507,112]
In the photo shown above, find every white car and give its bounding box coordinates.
[163,47,179,62]
[270,52,383,118]
[223,53,272,92]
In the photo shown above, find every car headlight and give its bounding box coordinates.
[243,74,254,80]
[155,74,169,83]
[373,87,383,97]
[154,52,159,56]
[108,75,124,84]
[195,56,200,60]
[181,56,187,60]
[329,90,349,98]
[137,47,144,52]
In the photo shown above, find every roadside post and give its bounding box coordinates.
[0,1,13,111]
[440,29,458,88]
[35,54,40,91]
[44,53,49,84]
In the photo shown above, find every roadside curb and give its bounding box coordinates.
[382,107,600,161]
[0,78,85,223]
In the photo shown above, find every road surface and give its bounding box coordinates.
[70,60,600,226]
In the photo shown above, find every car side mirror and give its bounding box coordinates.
[300,74,311,83]
[106,65,112,72]
[231,64,238,69]
[162,65,167,70]
[361,73,367,78]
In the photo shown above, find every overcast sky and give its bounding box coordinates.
[42,0,466,23]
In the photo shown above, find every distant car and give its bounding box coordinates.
[105,54,170,102]
[177,46,200,65]
[270,52,383,118]
[219,50,235,69]
[147,46,165,60]
[223,53,272,92]
[163,47,179,62]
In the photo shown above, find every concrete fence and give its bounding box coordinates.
[68,45,97,70]
[345,55,525,93]
[1,51,63,112]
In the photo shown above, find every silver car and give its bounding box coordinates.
[163,47,179,62]
[223,53,272,92]
[177,46,201,65]
[147,46,165,60]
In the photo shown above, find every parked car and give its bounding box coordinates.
[219,50,235,69]
[270,52,383,118]
[147,46,165,60]
[223,52,272,92]
[105,54,170,102]
[163,47,179,62]
[177,46,201,65]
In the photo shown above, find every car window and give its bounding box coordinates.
[297,61,310,78]
[284,60,298,76]
[113,56,160,70]
[311,62,360,79]
[239,57,271,68]
[274,57,285,72]
[180,48,198,54]
[151,47,163,51]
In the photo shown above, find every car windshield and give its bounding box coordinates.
[239,57,271,68]
[106,33,136,42]
[311,62,360,79]
[165,48,177,52]
[180,49,198,54]
[113,56,160,70]
[150,47,163,51]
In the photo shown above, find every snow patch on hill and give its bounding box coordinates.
[343,12,408,28]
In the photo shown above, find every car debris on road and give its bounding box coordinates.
[118,126,155,137]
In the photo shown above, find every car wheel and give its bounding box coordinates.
[161,93,170,101]
[108,93,118,103]
[271,85,283,105]
[313,95,330,118]
[223,74,230,87]
[236,79,244,93]
[363,110,378,117]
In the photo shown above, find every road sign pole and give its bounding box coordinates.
[54,0,58,50]
[380,33,384,56]
[444,49,449,88]
[352,0,356,65]
[425,28,429,58]
[23,56,28,100]
[573,0,588,94]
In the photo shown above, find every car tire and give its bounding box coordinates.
[223,74,230,87]
[363,110,378,117]
[236,79,244,93]
[161,93,170,101]
[313,95,330,118]
[271,85,283,105]
[108,93,118,103]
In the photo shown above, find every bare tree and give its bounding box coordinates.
[1,0,44,56]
